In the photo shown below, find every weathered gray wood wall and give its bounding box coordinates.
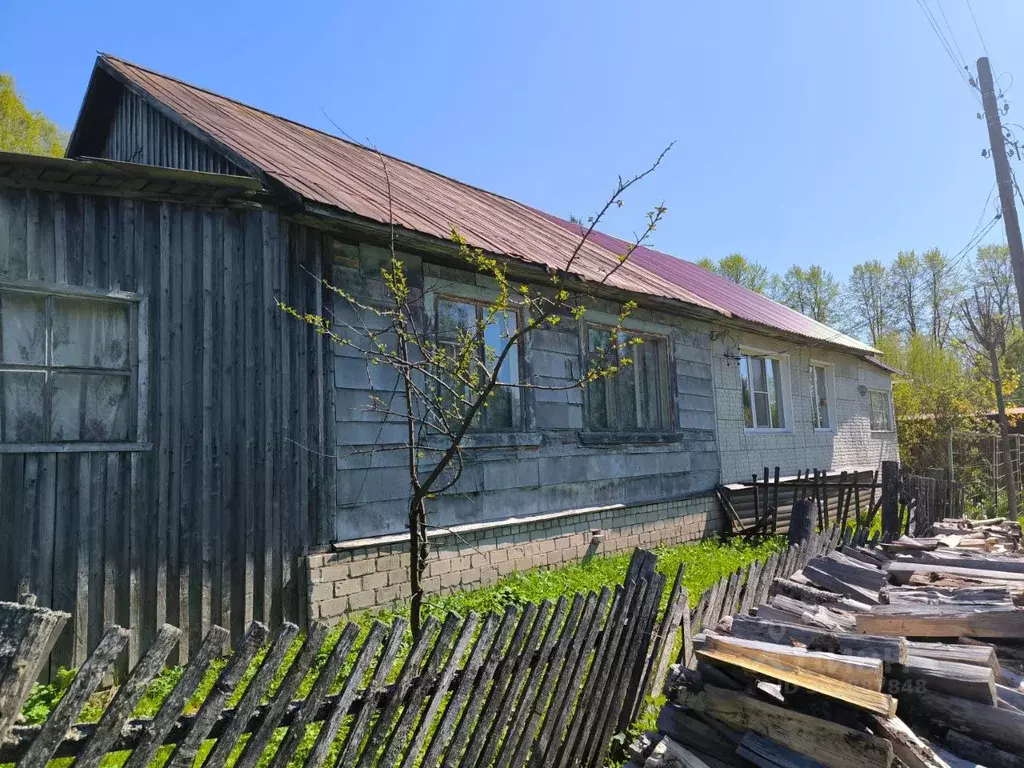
[104,88,245,176]
[0,187,332,669]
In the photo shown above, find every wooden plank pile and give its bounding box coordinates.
[630,517,1024,768]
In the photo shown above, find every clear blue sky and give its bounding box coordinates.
[3,1,1023,287]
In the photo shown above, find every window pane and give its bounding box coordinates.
[1,371,45,441]
[754,392,771,428]
[588,328,612,356]
[614,366,638,430]
[814,366,830,428]
[770,358,785,428]
[436,299,475,341]
[485,388,513,430]
[52,299,129,369]
[739,357,753,428]
[588,377,609,429]
[51,373,130,441]
[485,311,519,385]
[0,292,46,365]
[751,357,767,393]
[870,391,891,431]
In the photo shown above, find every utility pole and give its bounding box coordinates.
[978,56,1024,327]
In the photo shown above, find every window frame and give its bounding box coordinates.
[868,388,895,433]
[809,360,835,433]
[434,293,524,433]
[0,279,147,452]
[582,322,674,433]
[738,348,792,434]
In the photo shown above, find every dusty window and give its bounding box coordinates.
[585,327,671,431]
[811,363,831,430]
[740,353,787,429]
[0,290,133,443]
[869,389,893,432]
[436,297,521,430]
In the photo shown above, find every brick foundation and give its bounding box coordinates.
[305,493,722,623]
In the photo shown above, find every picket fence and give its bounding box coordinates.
[0,530,840,767]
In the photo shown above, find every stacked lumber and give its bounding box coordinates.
[631,517,1024,768]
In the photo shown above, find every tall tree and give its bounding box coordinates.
[890,250,925,336]
[921,247,963,347]
[0,74,65,157]
[961,281,1019,521]
[696,253,769,293]
[847,260,892,345]
[974,244,1018,327]
[770,264,841,325]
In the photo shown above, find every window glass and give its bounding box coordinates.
[740,353,787,429]
[435,298,520,431]
[52,298,130,370]
[0,293,46,365]
[51,373,130,441]
[585,326,670,431]
[0,371,45,441]
[870,390,893,431]
[0,292,135,443]
[812,365,831,429]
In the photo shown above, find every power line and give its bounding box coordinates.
[965,0,990,57]
[915,0,981,104]
[936,0,969,71]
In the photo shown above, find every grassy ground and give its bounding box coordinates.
[19,535,783,767]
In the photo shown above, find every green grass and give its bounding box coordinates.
[16,534,783,767]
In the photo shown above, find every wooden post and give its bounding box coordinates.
[881,461,901,539]
[789,499,815,547]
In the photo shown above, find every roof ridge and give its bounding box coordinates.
[99,53,556,215]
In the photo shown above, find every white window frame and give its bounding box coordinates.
[809,360,835,433]
[738,347,792,433]
[0,279,148,452]
[868,388,895,432]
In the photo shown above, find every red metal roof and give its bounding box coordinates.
[94,54,875,355]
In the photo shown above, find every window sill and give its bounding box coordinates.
[742,428,793,435]
[578,431,681,446]
[813,427,835,434]
[0,442,153,454]
[423,432,542,451]
[871,429,895,435]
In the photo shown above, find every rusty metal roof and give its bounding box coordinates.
[90,54,875,355]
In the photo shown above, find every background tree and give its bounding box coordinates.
[770,264,841,325]
[960,270,1020,521]
[284,147,671,635]
[889,250,925,336]
[921,247,963,347]
[696,253,769,293]
[0,74,65,156]
[846,259,892,345]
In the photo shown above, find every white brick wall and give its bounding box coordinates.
[710,328,899,482]
[306,493,722,623]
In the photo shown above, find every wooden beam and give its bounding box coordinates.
[729,615,907,663]
[699,633,884,690]
[905,642,1000,676]
[857,609,1024,639]
[869,716,952,768]
[695,648,896,716]
[674,685,894,768]
[889,656,997,705]
[887,562,1024,585]
[902,689,1024,753]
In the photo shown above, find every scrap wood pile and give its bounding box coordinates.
[628,517,1024,768]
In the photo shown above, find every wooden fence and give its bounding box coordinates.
[0,530,844,768]
[0,549,690,768]
[719,464,966,541]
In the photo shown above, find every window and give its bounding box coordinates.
[585,326,671,431]
[436,297,521,430]
[810,363,831,430]
[869,389,893,432]
[739,353,787,430]
[0,290,134,443]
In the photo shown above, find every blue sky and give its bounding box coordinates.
[3,1,1023,291]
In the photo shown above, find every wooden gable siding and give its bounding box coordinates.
[0,187,332,670]
[102,88,245,176]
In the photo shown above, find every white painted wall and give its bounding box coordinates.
[710,328,899,482]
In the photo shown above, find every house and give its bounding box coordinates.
[0,55,898,665]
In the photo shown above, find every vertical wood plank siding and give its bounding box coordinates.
[0,187,331,669]
[103,90,245,176]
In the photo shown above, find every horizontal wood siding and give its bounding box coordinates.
[0,187,331,669]
[103,89,245,176]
